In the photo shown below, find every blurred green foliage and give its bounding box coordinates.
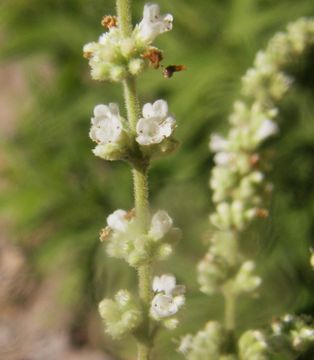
[1,0,314,358]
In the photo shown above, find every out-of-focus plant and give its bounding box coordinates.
[179,18,314,360]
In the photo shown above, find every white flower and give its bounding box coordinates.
[214,152,235,166]
[138,4,173,43]
[153,274,176,294]
[150,274,185,320]
[149,210,173,240]
[107,209,129,232]
[151,294,179,318]
[209,134,229,152]
[136,99,176,145]
[256,119,279,141]
[89,103,123,145]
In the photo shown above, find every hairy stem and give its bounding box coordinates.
[116,0,132,37]
[123,77,140,133]
[117,1,152,358]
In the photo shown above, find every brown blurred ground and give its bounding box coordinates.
[0,64,111,360]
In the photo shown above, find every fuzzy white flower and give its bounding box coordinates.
[149,210,173,240]
[214,152,235,166]
[153,274,176,294]
[178,335,193,354]
[151,294,180,318]
[136,99,176,145]
[209,134,229,152]
[234,261,262,293]
[107,209,129,232]
[256,119,279,141]
[90,103,123,145]
[150,274,185,320]
[138,3,173,43]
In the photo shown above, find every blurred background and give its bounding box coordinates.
[0,0,314,359]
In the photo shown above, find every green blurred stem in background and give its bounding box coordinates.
[117,0,152,358]
[224,289,236,331]
[223,287,237,354]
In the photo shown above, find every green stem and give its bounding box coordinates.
[138,263,152,304]
[132,166,150,229]
[223,288,236,354]
[137,264,153,360]
[123,77,140,133]
[117,2,152,358]
[116,0,132,37]
[224,289,236,331]
[137,343,150,360]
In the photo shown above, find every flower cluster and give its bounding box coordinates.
[180,315,314,360]
[101,209,181,267]
[89,99,178,162]
[238,330,270,360]
[150,274,185,329]
[83,4,173,82]
[179,322,230,359]
[197,18,314,300]
[239,314,314,359]
[98,290,142,339]
[197,254,261,296]
[271,314,314,353]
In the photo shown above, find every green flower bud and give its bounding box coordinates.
[239,330,269,360]
[129,58,145,75]
[234,261,262,294]
[163,317,179,330]
[156,243,173,260]
[210,230,239,265]
[197,253,230,295]
[110,65,128,82]
[127,235,153,267]
[92,142,127,161]
[98,290,143,339]
[179,322,228,359]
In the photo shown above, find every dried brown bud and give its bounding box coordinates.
[163,65,186,78]
[99,227,112,242]
[250,153,260,166]
[83,51,93,59]
[142,47,163,69]
[125,208,136,221]
[101,15,118,29]
[256,209,269,219]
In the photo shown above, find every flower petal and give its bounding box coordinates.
[107,209,129,232]
[152,99,168,118]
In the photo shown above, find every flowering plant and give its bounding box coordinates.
[84,2,184,358]
[83,1,314,359]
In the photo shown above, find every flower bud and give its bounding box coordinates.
[197,253,230,295]
[98,290,142,339]
[234,261,262,294]
[238,330,269,360]
[128,58,145,75]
